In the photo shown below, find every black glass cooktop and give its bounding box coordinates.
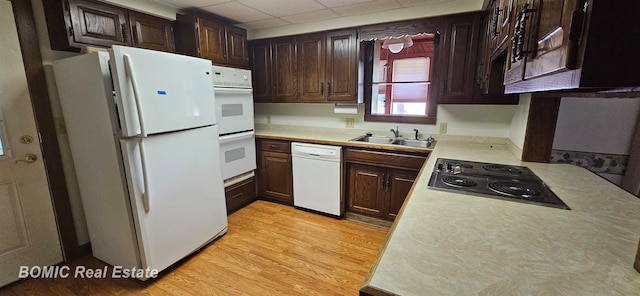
[427,158,570,210]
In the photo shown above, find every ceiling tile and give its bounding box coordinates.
[157,0,232,9]
[332,0,402,16]
[280,9,339,24]
[238,0,326,17]
[239,18,290,30]
[201,1,272,22]
[315,0,374,8]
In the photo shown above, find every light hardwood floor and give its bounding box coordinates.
[1,201,388,295]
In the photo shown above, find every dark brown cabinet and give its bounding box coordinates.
[224,177,256,215]
[503,0,640,93]
[128,11,174,52]
[249,29,358,103]
[43,0,174,52]
[257,139,293,204]
[438,12,481,103]
[175,14,249,68]
[345,148,427,221]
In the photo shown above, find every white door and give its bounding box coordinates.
[109,45,217,137]
[120,125,228,272]
[0,1,63,287]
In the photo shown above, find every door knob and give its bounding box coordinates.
[15,153,37,164]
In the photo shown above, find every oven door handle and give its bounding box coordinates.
[219,131,255,143]
[213,87,253,95]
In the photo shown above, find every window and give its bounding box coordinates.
[363,33,438,124]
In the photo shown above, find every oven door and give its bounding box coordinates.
[214,87,254,135]
[219,131,257,180]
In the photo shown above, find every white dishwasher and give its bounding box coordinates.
[291,142,342,216]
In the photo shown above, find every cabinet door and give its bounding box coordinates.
[298,33,326,102]
[128,11,174,52]
[250,40,273,102]
[197,17,226,63]
[385,169,417,220]
[438,13,481,103]
[258,151,293,203]
[226,25,249,67]
[347,164,386,217]
[523,0,579,80]
[503,0,533,84]
[68,0,129,47]
[325,29,358,102]
[272,37,298,101]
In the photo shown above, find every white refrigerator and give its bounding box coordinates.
[53,46,228,278]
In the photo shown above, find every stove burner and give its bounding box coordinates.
[444,161,474,169]
[488,181,540,198]
[482,164,523,175]
[442,176,477,188]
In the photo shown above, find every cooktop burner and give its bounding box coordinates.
[488,181,540,198]
[482,164,523,175]
[428,158,570,210]
[442,176,477,188]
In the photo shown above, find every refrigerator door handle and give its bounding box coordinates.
[123,54,147,138]
[137,138,151,212]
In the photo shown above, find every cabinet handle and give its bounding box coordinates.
[511,3,536,63]
[121,23,128,43]
[381,173,386,188]
[132,25,139,44]
[232,192,244,199]
[269,144,278,149]
[492,8,502,38]
[321,82,324,95]
[386,174,391,189]
[327,82,331,95]
[567,1,588,70]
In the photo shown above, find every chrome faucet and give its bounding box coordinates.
[390,126,400,138]
[413,129,419,140]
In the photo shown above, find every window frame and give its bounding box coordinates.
[362,35,440,124]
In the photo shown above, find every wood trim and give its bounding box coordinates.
[521,95,561,163]
[621,111,640,196]
[11,0,80,262]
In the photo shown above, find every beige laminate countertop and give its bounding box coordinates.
[255,126,640,295]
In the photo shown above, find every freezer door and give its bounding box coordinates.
[120,126,228,272]
[110,46,216,137]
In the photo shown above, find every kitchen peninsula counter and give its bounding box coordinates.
[255,125,640,295]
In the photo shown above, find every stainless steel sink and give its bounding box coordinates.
[351,135,394,144]
[392,138,436,149]
[350,134,436,149]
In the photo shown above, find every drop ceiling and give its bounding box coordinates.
[155,0,485,39]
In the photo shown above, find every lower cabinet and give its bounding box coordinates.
[224,177,256,215]
[345,148,428,221]
[257,139,294,205]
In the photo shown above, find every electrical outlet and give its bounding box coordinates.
[267,115,271,125]
[439,122,447,134]
[345,118,355,128]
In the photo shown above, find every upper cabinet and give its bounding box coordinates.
[438,12,518,104]
[249,29,358,103]
[174,14,249,68]
[42,0,174,52]
[503,0,640,93]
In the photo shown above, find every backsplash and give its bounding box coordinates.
[550,150,628,175]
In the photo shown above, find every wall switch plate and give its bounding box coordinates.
[345,118,355,128]
[439,122,447,134]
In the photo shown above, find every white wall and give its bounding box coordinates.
[553,97,640,184]
[255,102,519,138]
[553,98,640,154]
[508,93,531,149]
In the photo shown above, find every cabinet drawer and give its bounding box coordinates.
[259,139,291,153]
[225,177,256,214]
[345,148,427,171]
